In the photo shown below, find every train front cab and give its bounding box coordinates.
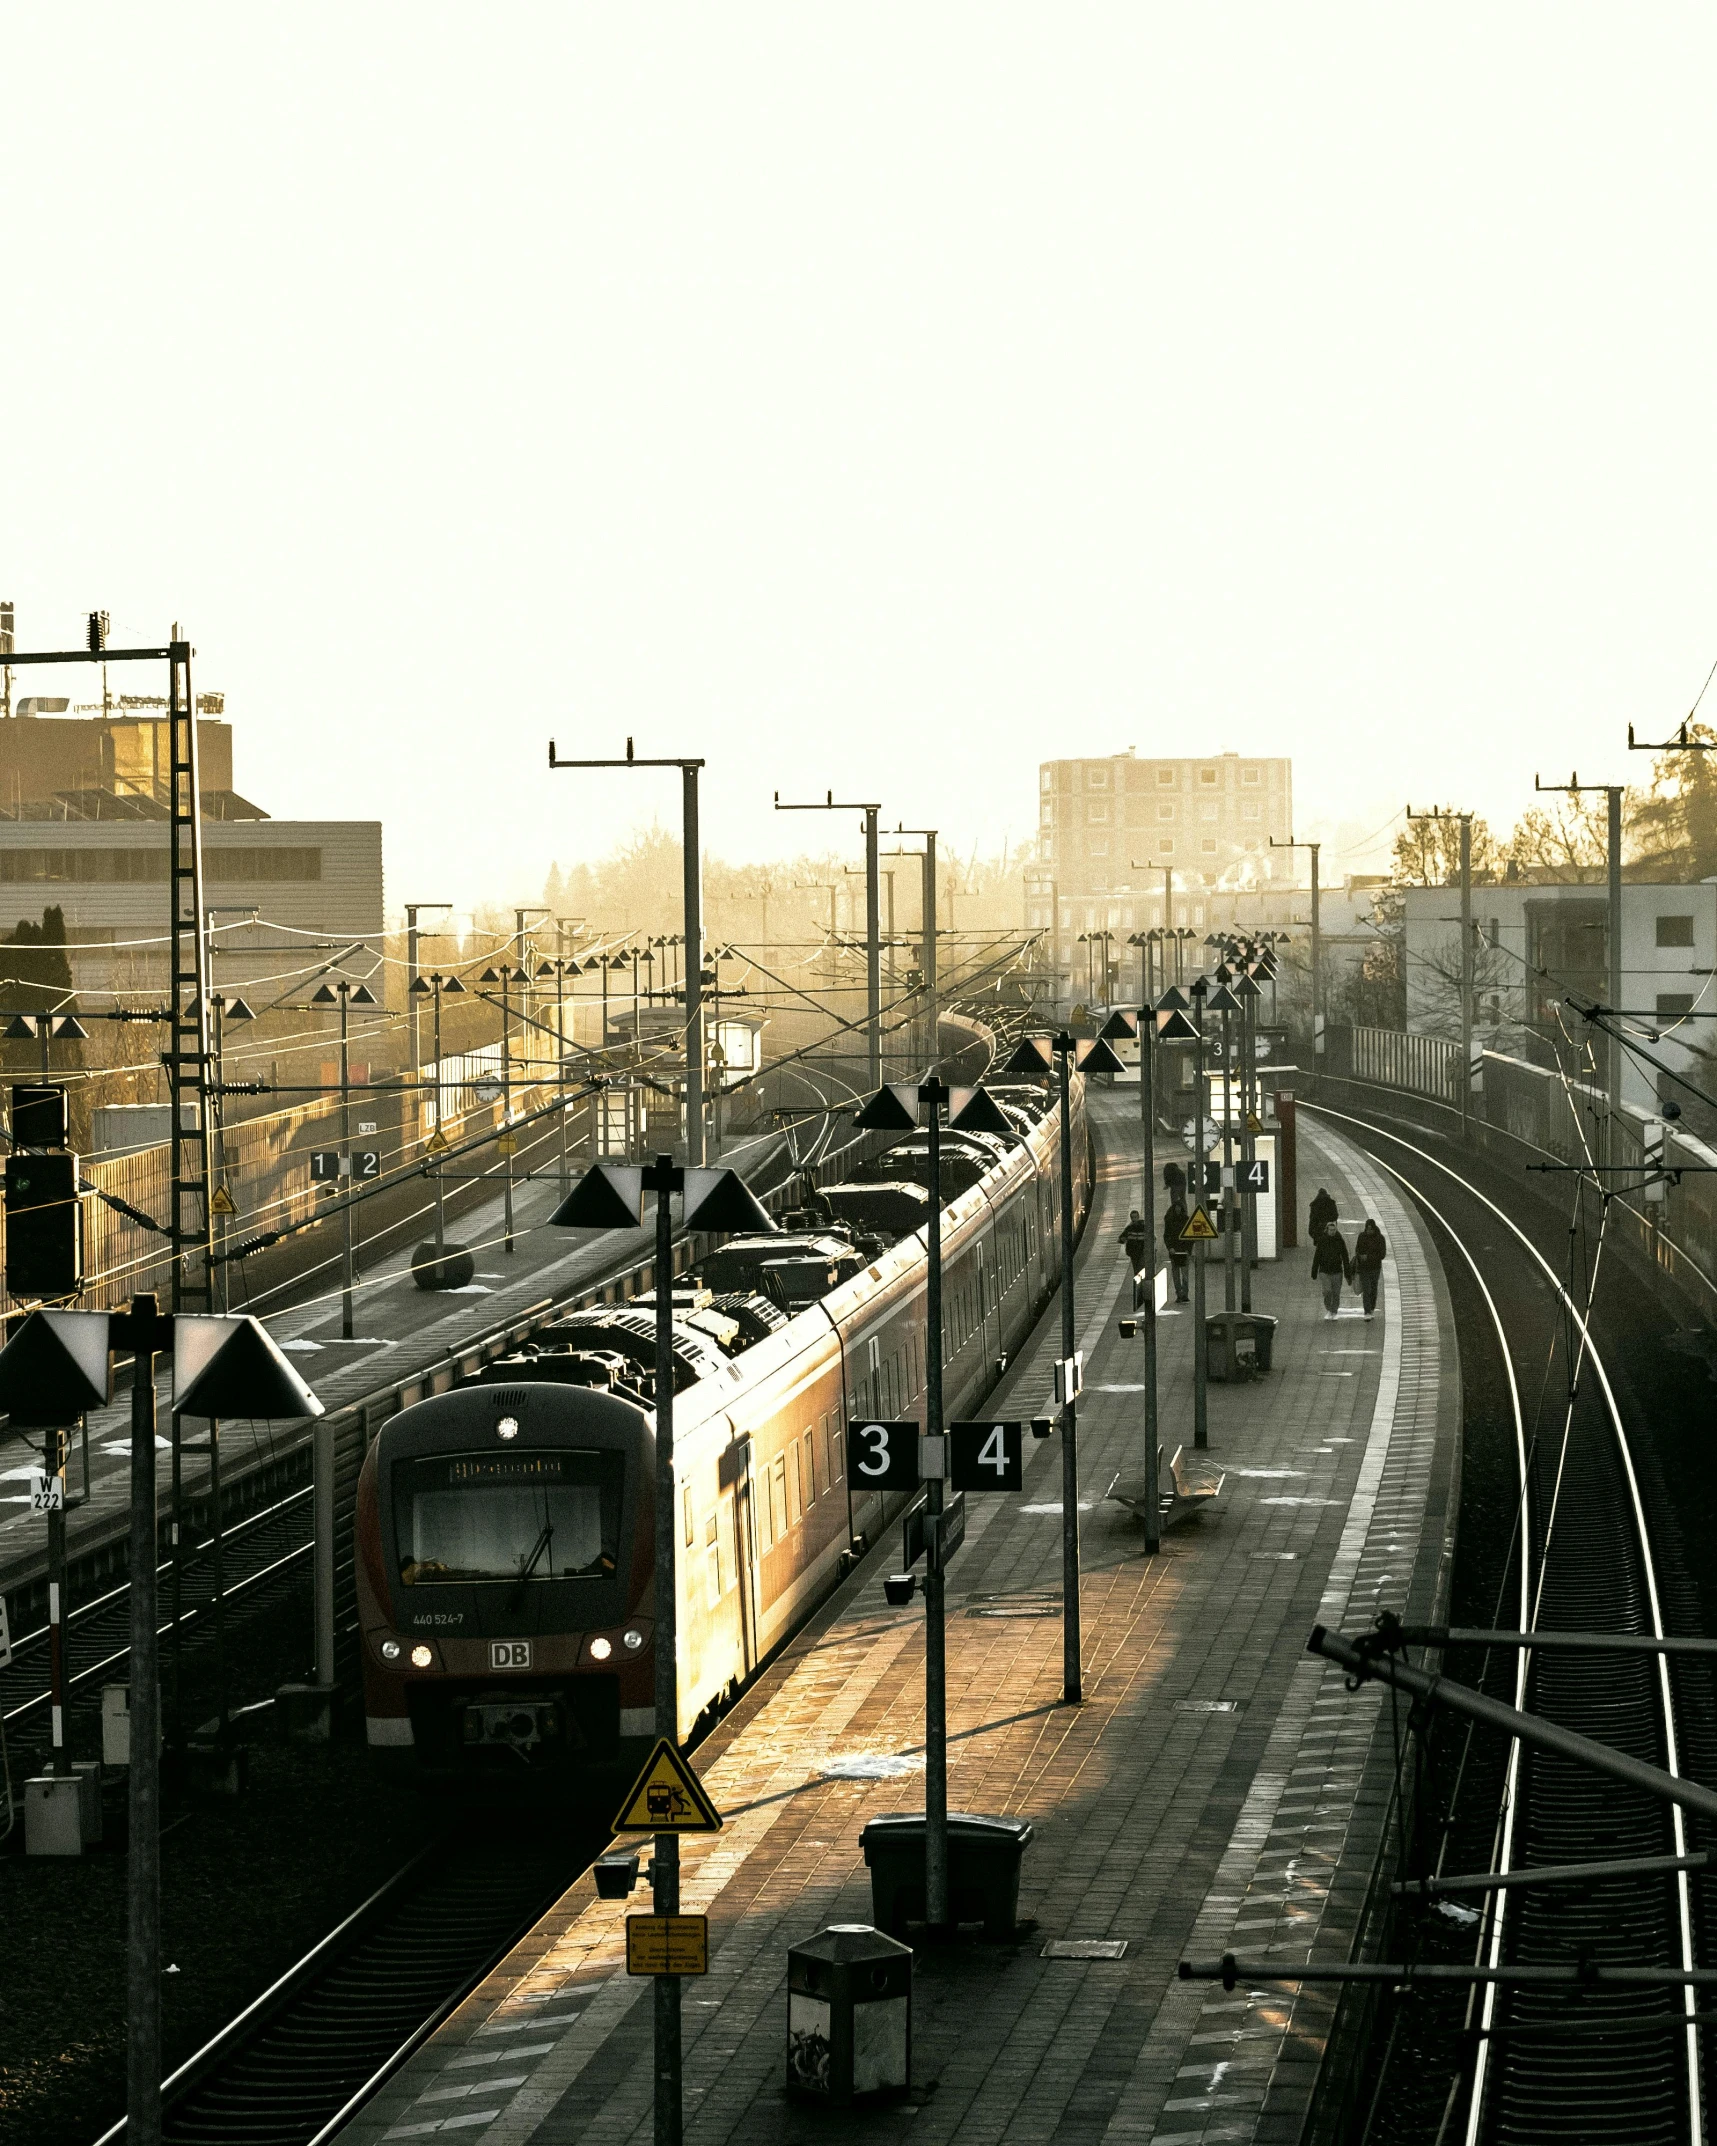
[355,1378,659,1799]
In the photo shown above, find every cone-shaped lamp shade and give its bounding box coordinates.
[311,983,339,1007]
[853,1083,919,1132]
[549,1164,645,1229]
[1098,1010,1137,1042]
[1156,1009,1200,1042]
[53,1016,88,1041]
[409,975,433,997]
[949,1086,1013,1136]
[682,1168,778,1234]
[1206,984,1242,1015]
[1002,1036,1053,1076]
[442,974,466,995]
[1157,985,1190,1012]
[479,967,501,984]
[225,997,256,1022]
[173,1315,324,1420]
[537,961,556,979]
[1232,972,1261,1000]
[0,1309,112,1423]
[1076,1037,1128,1076]
[349,983,379,1007]
[4,1015,36,1040]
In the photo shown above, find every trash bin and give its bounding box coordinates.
[860,1811,1034,1938]
[786,1924,912,2103]
[1204,1312,1260,1383]
[1242,1313,1277,1372]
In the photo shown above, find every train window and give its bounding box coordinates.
[757,1467,774,1551]
[394,1449,623,1586]
[804,1428,817,1500]
[775,1455,790,1531]
[707,1539,723,1608]
[824,1412,841,1485]
[789,1441,802,1520]
[683,1486,695,1549]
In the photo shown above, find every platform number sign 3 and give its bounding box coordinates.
[948,1422,1024,1493]
[845,1420,921,1491]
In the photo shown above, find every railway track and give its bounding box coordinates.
[90,1826,600,2146]
[1305,1103,1710,2146]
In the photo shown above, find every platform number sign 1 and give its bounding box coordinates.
[948,1422,1024,1493]
[845,1420,921,1490]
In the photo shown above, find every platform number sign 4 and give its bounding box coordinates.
[845,1420,921,1490]
[948,1422,1024,1493]
[1241,1158,1270,1193]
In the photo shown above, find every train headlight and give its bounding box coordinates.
[410,1643,434,1669]
[496,1416,520,1440]
[589,1636,613,1661]
[380,1639,401,1662]
[622,1629,645,1651]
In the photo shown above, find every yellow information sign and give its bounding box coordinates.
[425,1126,451,1155]
[210,1185,237,1217]
[1180,1204,1219,1242]
[1245,1111,1265,1133]
[496,1132,518,1157]
[626,1914,709,1976]
[613,1737,724,1834]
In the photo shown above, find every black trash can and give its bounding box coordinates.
[786,1924,912,2103]
[1204,1311,1260,1383]
[860,1811,1033,1938]
[1242,1313,1277,1372]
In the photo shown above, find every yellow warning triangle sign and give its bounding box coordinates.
[1181,1204,1219,1241]
[425,1126,451,1155]
[1245,1111,1265,1133]
[613,1738,724,1834]
[210,1184,236,1217]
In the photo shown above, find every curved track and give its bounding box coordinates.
[1305,1100,1710,2146]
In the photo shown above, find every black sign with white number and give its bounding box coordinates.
[846,1420,920,1490]
[1241,1158,1270,1192]
[948,1421,1025,1492]
[353,1150,382,1179]
[311,1150,382,1182]
[309,1150,341,1182]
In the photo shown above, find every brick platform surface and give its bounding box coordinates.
[337,1094,1459,2146]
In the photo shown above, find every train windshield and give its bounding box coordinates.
[395,1449,624,1586]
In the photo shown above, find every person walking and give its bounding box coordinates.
[1308,1186,1338,1242]
[1354,1218,1387,1320]
[1163,1192,1191,1303]
[1119,1209,1152,1275]
[1311,1222,1350,1318]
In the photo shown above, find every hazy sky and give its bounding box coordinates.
[3,8,1714,906]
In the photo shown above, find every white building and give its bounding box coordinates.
[1403,879,1717,1111]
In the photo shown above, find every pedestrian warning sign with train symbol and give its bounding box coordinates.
[613,1738,724,1834]
[1180,1204,1219,1241]
[424,1126,451,1155]
[210,1185,236,1217]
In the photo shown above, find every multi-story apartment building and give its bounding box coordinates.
[1029,750,1295,1007]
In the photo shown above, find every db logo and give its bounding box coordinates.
[489,1641,532,1670]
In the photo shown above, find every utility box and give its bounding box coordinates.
[24,1764,100,1856]
[12,1083,68,1148]
[860,1811,1034,1939]
[786,1924,912,2104]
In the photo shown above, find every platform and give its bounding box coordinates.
[336,1096,1460,2146]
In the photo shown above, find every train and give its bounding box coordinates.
[352,1074,1090,1792]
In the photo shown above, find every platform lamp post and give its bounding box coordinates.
[1232,964,1263,1310]
[1002,1030,1126,1701]
[311,978,378,1336]
[549,742,708,1167]
[550,1158,776,2146]
[852,1073,1017,1922]
[478,962,530,1252]
[775,791,882,1091]
[1099,1007,1163,1554]
[407,970,467,1268]
[4,1011,88,1078]
[1187,977,1212,1449]
[537,954,583,1190]
[0,1304,321,2146]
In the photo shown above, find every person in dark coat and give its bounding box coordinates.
[1119,1210,1152,1274]
[1311,1224,1350,1318]
[1308,1186,1338,1242]
[1163,1194,1191,1302]
[1354,1218,1387,1319]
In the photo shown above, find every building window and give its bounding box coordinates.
[1157,803,1175,821]
[1657,914,1695,948]
[1657,993,1696,1021]
[1041,768,1055,793]
[1242,766,1261,785]
[1159,837,1175,854]
[0,845,324,884]
[1199,767,1218,787]
[1157,767,1176,787]
[1088,836,1109,857]
[1087,766,1109,787]
[1201,803,1218,821]
[1243,801,1261,821]
[1087,801,1108,823]
[1040,837,1054,863]
[1201,837,1218,854]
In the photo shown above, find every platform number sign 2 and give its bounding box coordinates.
[845,1420,921,1491]
[948,1422,1024,1493]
